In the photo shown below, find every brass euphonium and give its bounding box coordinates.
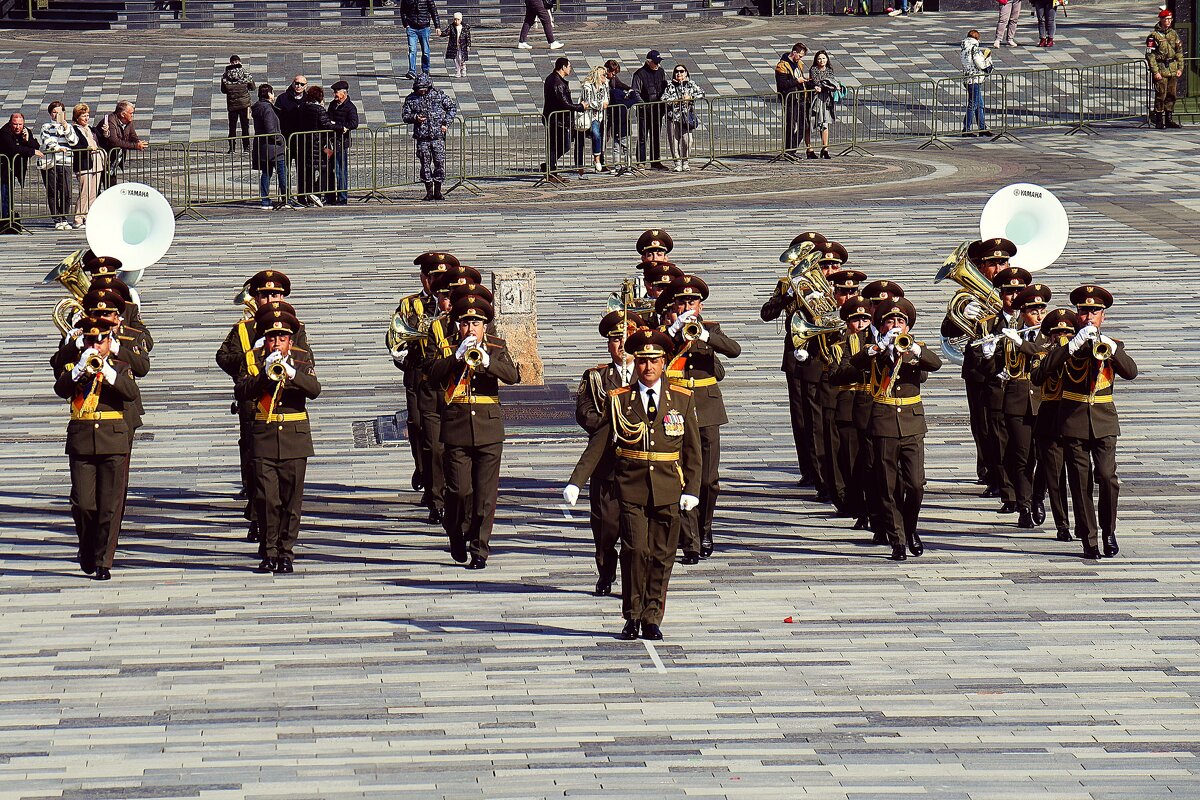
[234,282,256,321]
[935,240,1002,362]
[789,314,843,349]
[782,247,841,327]
[43,249,90,335]
[386,309,432,352]
[606,276,656,317]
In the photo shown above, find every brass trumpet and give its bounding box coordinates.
[85,353,106,374]
[463,346,486,368]
[682,320,703,341]
[892,332,914,351]
[267,360,288,381]
[1092,339,1113,361]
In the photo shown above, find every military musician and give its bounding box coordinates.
[1030,308,1080,543]
[235,307,321,574]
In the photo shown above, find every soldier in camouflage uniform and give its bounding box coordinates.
[1146,9,1185,129]
[401,73,458,201]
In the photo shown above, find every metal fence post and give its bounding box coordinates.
[838,90,870,156]
[918,79,953,151]
[448,117,482,195]
[178,142,206,220]
[989,73,1020,142]
[360,128,389,202]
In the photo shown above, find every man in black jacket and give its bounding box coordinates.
[774,43,807,155]
[402,0,442,79]
[631,51,668,169]
[327,80,360,205]
[542,57,584,180]
[275,75,308,173]
[0,113,43,232]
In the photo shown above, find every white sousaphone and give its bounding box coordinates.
[43,183,174,331]
[978,182,1068,272]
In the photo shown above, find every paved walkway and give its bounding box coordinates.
[0,6,1154,139]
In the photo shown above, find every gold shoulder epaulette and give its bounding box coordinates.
[610,386,632,397]
[669,385,693,397]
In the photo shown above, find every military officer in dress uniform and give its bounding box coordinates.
[639,262,684,328]
[574,310,643,596]
[976,262,1032,515]
[391,251,458,500]
[827,286,871,524]
[53,315,141,581]
[235,307,320,574]
[760,230,828,488]
[949,240,992,487]
[1030,308,1080,542]
[816,241,849,272]
[637,229,673,265]
[427,296,521,569]
[1039,285,1137,559]
[849,298,942,561]
[564,328,702,641]
[216,270,311,543]
[662,274,740,562]
[854,279,904,539]
[816,267,865,515]
[80,251,152,338]
[989,283,1051,529]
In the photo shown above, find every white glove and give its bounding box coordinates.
[679,494,700,512]
[1079,323,1098,341]
[910,342,922,357]
[108,334,120,355]
[981,340,997,359]
[995,370,1009,383]
[1098,334,1117,351]
[803,290,823,303]
[793,347,809,363]
[1001,328,1022,344]
[283,361,297,379]
[697,326,710,343]
[962,300,984,322]
[264,350,284,365]
[67,328,82,348]
[1068,328,1090,355]
[563,484,580,506]
[254,336,265,349]
[477,348,491,369]
[100,363,118,384]
[390,347,408,364]
[668,309,696,337]
[880,328,899,346]
[72,347,98,380]
[455,335,477,361]
[867,344,883,357]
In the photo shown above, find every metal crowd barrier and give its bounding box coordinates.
[0,154,15,232]
[0,60,1162,228]
[1180,58,1200,121]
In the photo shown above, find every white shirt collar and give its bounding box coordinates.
[636,378,662,413]
[613,360,633,383]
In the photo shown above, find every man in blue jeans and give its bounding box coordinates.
[327,80,360,205]
[401,0,442,79]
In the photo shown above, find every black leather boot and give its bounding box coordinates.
[1153,111,1166,129]
[246,520,259,542]
[999,501,1018,514]
[890,545,907,561]
[422,182,435,200]
[433,182,446,200]
[1102,531,1119,557]
[906,530,923,557]
[618,619,639,640]
[1056,528,1072,542]
[1166,112,1183,129]
[699,530,713,559]
[1017,507,1035,529]
[1032,499,1046,525]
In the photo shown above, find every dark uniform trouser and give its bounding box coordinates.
[104,448,133,566]
[620,500,680,626]
[874,434,926,549]
[1154,76,1178,113]
[837,421,862,517]
[405,385,424,489]
[421,409,446,512]
[822,404,842,506]
[1063,435,1119,550]
[444,442,503,559]
[806,381,827,492]
[416,139,447,183]
[680,425,720,554]
[1035,433,1070,532]
[1004,412,1036,508]
[589,477,620,583]
[255,456,308,559]
[987,407,1014,502]
[785,372,817,482]
[70,454,125,570]
[238,413,257,521]
[965,381,990,483]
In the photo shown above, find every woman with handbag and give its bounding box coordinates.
[69,103,105,229]
[808,51,839,160]
[579,65,610,174]
[661,64,704,172]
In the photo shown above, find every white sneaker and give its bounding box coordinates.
[517,41,533,50]
[672,162,684,172]
[993,40,1002,48]
[1008,39,1019,47]
[682,161,690,171]
[549,40,564,50]
[308,194,324,207]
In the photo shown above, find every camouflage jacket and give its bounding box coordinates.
[1146,24,1184,75]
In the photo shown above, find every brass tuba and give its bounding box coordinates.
[779,244,840,327]
[43,250,90,335]
[935,240,1002,362]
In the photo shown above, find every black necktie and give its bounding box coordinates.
[646,388,657,418]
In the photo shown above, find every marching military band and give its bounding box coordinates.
[44,219,1139,642]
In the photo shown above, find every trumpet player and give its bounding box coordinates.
[216,270,311,544]
[573,310,643,596]
[830,296,875,530]
[849,298,942,562]
[1040,286,1137,560]
[426,295,520,569]
[760,230,827,489]
[1031,308,1080,543]
[815,267,863,515]
[987,284,1051,530]
[53,315,141,581]
[235,307,321,575]
[390,252,456,517]
[81,252,153,343]
[975,262,1031,514]
[662,275,740,562]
